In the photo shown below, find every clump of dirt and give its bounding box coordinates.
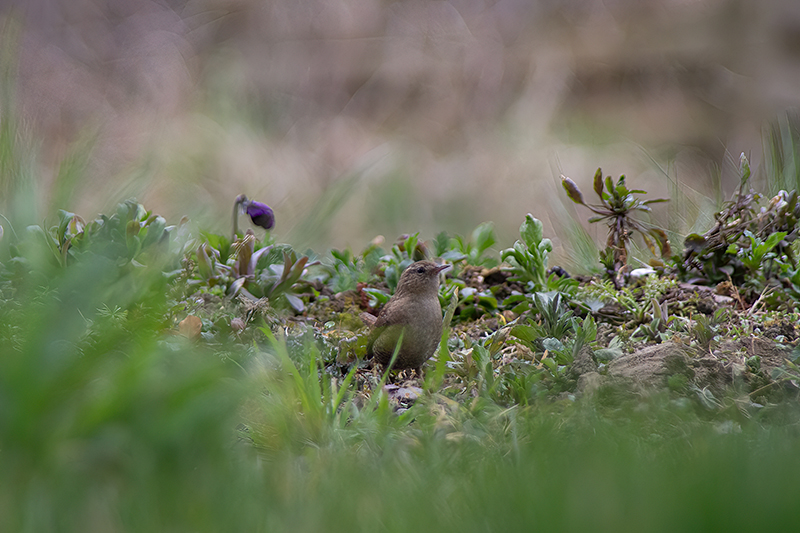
[569,344,599,379]
[715,337,792,373]
[761,319,797,342]
[608,342,696,386]
[459,266,523,301]
[598,341,732,396]
[304,289,371,331]
[662,282,736,316]
[575,335,798,403]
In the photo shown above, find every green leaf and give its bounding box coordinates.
[743,230,757,248]
[510,324,544,346]
[594,336,623,362]
[441,250,467,262]
[233,234,255,278]
[648,228,671,258]
[28,224,62,266]
[472,221,496,254]
[642,198,669,205]
[501,293,527,309]
[614,178,629,200]
[763,231,787,251]
[142,215,166,248]
[739,152,751,186]
[684,233,706,253]
[604,175,614,196]
[202,231,233,263]
[56,209,77,243]
[126,232,143,259]
[593,168,604,198]
[520,214,543,248]
[642,233,656,256]
[285,255,309,286]
[403,232,421,260]
[541,357,558,372]
[362,287,391,307]
[430,287,460,390]
[331,248,348,262]
[433,231,450,256]
[196,243,214,280]
[126,219,140,240]
[499,250,520,268]
[477,292,498,309]
[578,314,597,343]
[542,337,563,353]
[652,298,664,320]
[283,293,305,313]
[561,176,585,205]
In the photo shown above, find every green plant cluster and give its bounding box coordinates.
[563,168,670,272]
[3,170,800,403]
[679,155,800,300]
[5,154,800,531]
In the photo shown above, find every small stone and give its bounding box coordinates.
[577,372,604,395]
[231,317,246,333]
[179,315,202,339]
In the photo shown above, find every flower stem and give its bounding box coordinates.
[232,194,247,242]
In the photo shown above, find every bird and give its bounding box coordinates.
[365,260,450,373]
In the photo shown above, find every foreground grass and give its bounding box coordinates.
[2,254,800,532]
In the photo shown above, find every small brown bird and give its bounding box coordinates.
[366,260,450,373]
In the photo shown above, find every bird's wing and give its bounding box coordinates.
[372,299,411,328]
[367,301,406,358]
[359,312,377,328]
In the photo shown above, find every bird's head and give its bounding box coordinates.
[395,261,450,297]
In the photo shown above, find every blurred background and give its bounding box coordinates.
[2,0,800,258]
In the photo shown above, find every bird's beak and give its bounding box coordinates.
[435,264,451,274]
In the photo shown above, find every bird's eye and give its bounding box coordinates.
[416,266,426,273]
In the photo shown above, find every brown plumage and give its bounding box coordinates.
[366,260,450,372]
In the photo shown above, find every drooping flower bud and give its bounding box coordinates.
[232,194,275,241]
[245,200,275,230]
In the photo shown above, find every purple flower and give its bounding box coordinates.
[233,194,275,240]
[245,200,275,230]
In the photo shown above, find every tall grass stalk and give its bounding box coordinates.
[0,17,37,230]
[762,112,800,195]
